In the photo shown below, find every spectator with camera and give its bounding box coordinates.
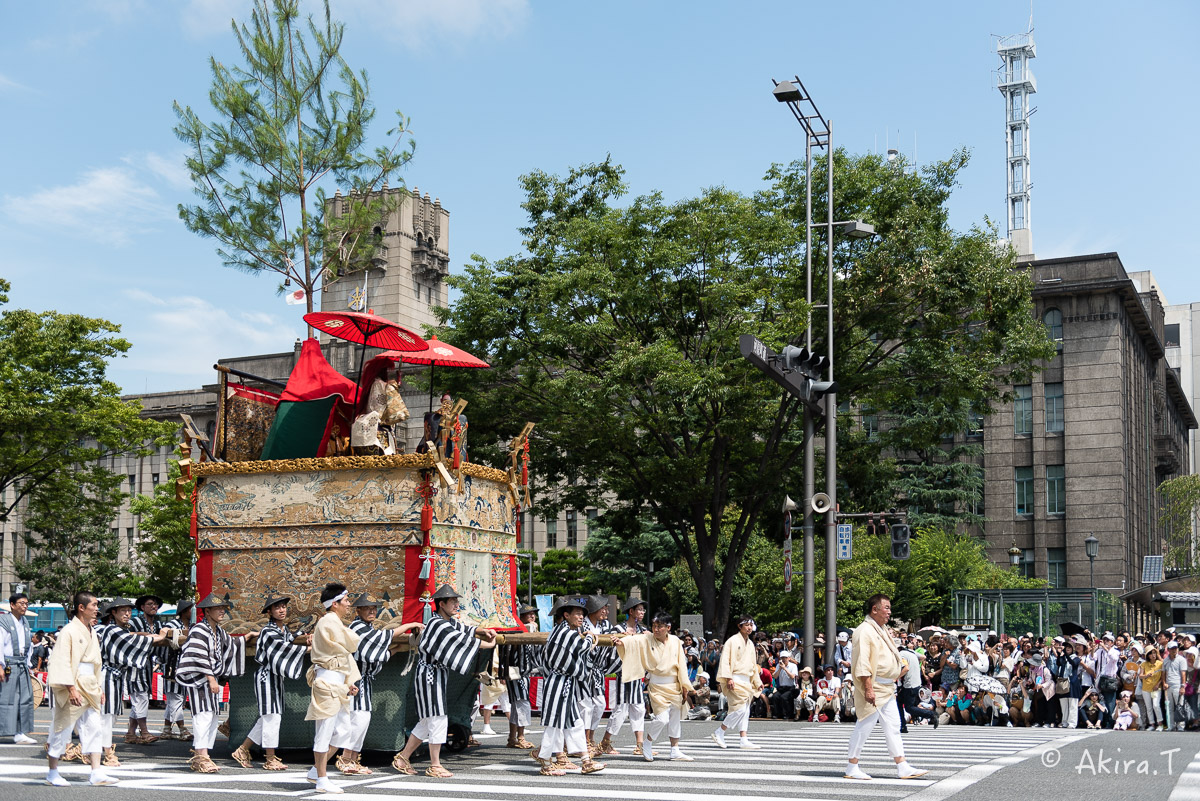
[769,651,799,720]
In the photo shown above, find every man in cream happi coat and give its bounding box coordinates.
[44,591,118,787]
[710,616,762,749]
[305,582,361,795]
[844,593,927,781]
[615,611,694,762]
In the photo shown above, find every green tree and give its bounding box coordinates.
[15,467,137,605]
[582,513,677,601]
[439,150,1053,636]
[1158,474,1200,576]
[533,548,592,598]
[130,452,196,601]
[174,0,416,315]
[0,279,171,524]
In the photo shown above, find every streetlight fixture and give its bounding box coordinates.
[1085,534,1099,587]
[1008,540,1022,567]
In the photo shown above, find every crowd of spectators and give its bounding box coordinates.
[674,624,1200,731]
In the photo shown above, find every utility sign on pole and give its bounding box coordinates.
[783,510,793,592]
[837,523,853,561]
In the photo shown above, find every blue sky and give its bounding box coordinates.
[1,1,1197,394]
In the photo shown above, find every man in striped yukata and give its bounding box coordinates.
[232,595,310,771]
[334,594,422,775]
[392,584,495,779]
[158,599,194,741]
[600,597,648,756]
[581,595,616,757]
[127,594,167,745]
[500,604,541,750]
[533,596,606,776]
[176,593,255,774]
[95,598,169,768]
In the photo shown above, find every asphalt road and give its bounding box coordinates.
[1,709,1197,801]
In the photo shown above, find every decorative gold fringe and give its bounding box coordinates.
[192,454,508,483]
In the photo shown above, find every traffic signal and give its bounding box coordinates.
[778,346,837,415]
[890,523,911,560]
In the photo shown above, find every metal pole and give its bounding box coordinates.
[802,129,816,673]
[824,119,838,657]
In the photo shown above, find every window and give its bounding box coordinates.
[586,508,598,536]
[128,474,137,490]
[1045,383,1064,433]
[1015,467,1034,516]
[1046,465,1065,515]
[1165,323,1181,348]
[126,527,135,557]
[151,473,160,486]
[426,285,432,304]
[545,518,557,549]
[1019,549,1035,579]
[967,409,985,438]
[1047,547,1067,588]
[1043,308,1063,350]
[413,280,422,299]
[566,510,578,549]
[1013,385,1032,435]
[862,407,878,440]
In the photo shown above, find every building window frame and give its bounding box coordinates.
[1046,464,1065,516]
[1043,308,1064,350]
[1013,385,1033,435]
[1045,382,1065,433]
[1015,466,1034,517]
[1047,547,1067,588]
[545,517,557,549]
[566,509,578,549]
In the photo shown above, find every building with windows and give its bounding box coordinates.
[981,254,1195,593]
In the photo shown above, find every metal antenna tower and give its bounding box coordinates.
[996,30,1036,259]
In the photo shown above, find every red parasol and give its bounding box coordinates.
[381,334,490,411]
[303,311,428,408]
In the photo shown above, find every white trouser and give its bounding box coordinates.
[1061,697,1080,728]
[1142,689,1162,728]
[333,710,371,752]
[606,700,646,736]
[1167,686,1183,729]
[164,692,185,724]
[581,694,606,731]
[192,710,221,750]
[100,714,116,748]
[313,706,352,753]
[248,713,282,749]
[646,703,682,743]
[722,704,750,733]
[48,708,105,758]
[538,720,585,760]
[130,691,149,719]
[511,699,532,728]
[848,697,904,761]
[411,714,448,745]
[815,695,841,717]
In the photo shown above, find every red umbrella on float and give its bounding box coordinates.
[381,334,490,411]
[303,310,428,407]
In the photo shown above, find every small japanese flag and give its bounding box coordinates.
[284,288,307,306]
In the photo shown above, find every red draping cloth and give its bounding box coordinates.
[279,338,358,403]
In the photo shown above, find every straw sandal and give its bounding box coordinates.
[516,738,535,749]
[598,739,619,756]
[217,720,231,737]
[102,748,121,768]
[581,759,606,774]
[231,744,253,769]
[176,725,192,740]
[262,755,288,771]
[391,753,417,775]
[425,765,454,778]
[352,757,373,775]
[189,754,220,773]
[539,762,567,776]
[61,743,83,762]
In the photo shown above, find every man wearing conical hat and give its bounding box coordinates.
[580,595,616,757]
[500,604,541,750]
[176,593,257,774]
[127,593,167,744]
[333,593,423,776]
[232,595,310,771]
[600,597,648,756]
[95,597,171,768]
[392,584,495,779]
[159,599,195,741]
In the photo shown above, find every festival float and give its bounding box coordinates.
[180,311,534,751]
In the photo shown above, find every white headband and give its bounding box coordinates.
[323,591,348,609]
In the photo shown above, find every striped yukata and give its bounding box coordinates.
[580,618,615,731]
[606,621,647,737]
[500,640,541,728]
[411,615,479,745]
[95,622,153,747]
[176,620,247,750]
[244,621,306,749]
[537,620,596,761]
[129,615,166,721]
[336,619,393,752]
[160,617,189,724]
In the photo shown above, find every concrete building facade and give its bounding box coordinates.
[981,253,1195,595]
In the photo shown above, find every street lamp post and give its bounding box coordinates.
[1085,533,1099,628]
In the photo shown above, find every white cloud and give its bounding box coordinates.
[0,73,32,92]
[0,167,171,247]
[179,0,246,39]
[120,290,299,377]
[133,151,193,191]
[336,0,529,50]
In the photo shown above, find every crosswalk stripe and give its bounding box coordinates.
[1167,748,1200,801]
[474,762,935,787]
[367,778,897,801]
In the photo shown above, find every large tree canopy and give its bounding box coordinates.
[439,151,1053,635]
